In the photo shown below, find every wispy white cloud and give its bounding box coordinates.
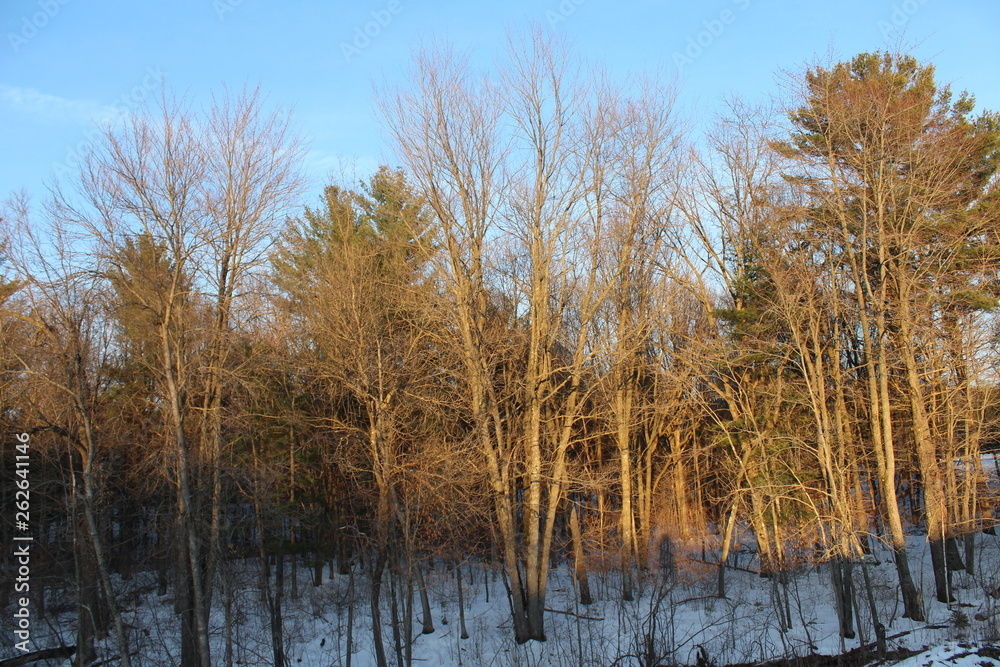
[305,149,381,186]
[0,84,116,124]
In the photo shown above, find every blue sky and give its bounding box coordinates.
[1,0,997,204]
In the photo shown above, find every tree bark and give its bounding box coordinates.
[457,563,470,640]
[370,549,388,667]
[569,503,593,605]
[830,556,855,639]
[416,564,434,634]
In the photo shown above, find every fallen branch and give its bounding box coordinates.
[692,558,760,575]
[544,607,604,621]
[677,595,727,606]
[0,646,76,667]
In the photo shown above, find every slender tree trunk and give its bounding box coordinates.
[717,502,738,598]
[830,556,855,639]
[482,399,531,644]
[79,417,132,667]
[455,562,470,640]
[876,314,924,620]
[569,503,593,605]
[404,568,414,666]
[223,559,234,667]
[270,547,286,667]
[345,565,355,667]
[416,564,434,634]
[74,496,97,667]
[370,548,388,667]
[946,537,965,571]
[669,430,690,540]
[616,387,636,603]
[523,349,548,641]
[177,527,199,666]
[163,327,213,666]
[388,561,405,667]
[861,560,886,660]
[898,302,951,604]
[314,559,323,587]
[252,449,284,667]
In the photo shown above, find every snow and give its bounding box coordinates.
[5,530,1000,665]
[892,643,1000,667]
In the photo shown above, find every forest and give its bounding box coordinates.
[2,34,1000,666]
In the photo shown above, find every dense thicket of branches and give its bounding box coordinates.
[2,42,999,665]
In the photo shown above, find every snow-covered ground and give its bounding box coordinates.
[5,529,1000,665]
[890,643,1000,667]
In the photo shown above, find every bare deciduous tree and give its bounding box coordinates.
[52,87,304,666]
[380,29,686,641]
